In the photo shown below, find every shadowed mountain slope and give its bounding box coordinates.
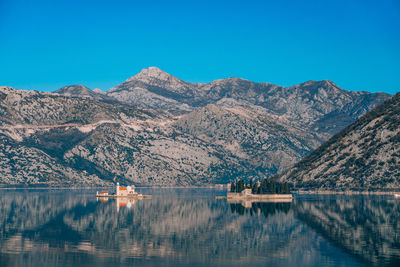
[277,93,400,190]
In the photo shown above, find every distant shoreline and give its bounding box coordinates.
[0,186,399,195]
[293,190,400,195]
[0,185,226,190]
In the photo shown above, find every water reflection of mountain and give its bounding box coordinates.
[0,190,87,235]
[294,196,400,266]
[0,190,391,266]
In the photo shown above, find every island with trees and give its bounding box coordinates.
[227,179,292,201]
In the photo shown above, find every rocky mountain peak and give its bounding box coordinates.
[321,80,338,87]
[0,86,40,99]
[54,85,115,101]
[208,77,251,86]
[297,80,338,88]
[54,85,93,96]
[93,88,105,94]
[107,67,198,104]
[126,67,176,83]
[291,80,344,97]
[0,86,14,94]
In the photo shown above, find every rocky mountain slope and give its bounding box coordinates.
[0,86,320,186]
[0,68,391,186]
[174,104,320,175]
[0,86,159,186]
[277,93,400,190]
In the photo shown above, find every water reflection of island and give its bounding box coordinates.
[97,196,138,211]
[229,201,291,217]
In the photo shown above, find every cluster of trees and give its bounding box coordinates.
[230,179,291,194]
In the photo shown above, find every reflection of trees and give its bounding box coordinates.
[294,196,400,266]
[230,202,291,218]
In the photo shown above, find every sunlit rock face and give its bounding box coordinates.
[278,93,400,190]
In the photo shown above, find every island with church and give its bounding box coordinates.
[226,179,292,201]
[96,182,152,199]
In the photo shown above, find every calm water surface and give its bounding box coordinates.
[0,189,399,267]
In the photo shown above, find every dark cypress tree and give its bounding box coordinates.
[252,182,258,194]
[261,179,267,194]
[266,180,272,193]
[271,180,276,194]
[277,183,282,194]
[230,182,236,192]
[238,180,245,192]
[283,182,291,193]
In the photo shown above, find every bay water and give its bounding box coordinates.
[0,189,399,266]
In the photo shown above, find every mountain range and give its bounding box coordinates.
[108,67,389,140]
[0,67,392,186]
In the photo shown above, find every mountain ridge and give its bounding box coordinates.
[105,67,390,140]
[54,85,116,101]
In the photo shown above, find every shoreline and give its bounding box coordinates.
[0,186,399,195]
[293,190,400,195]
[0,185,227,190]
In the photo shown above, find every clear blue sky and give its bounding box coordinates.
[0,0,399,94]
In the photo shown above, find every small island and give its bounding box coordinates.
[227,179,292,201]
[96,182,152,199]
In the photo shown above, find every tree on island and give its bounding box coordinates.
[230,179,291,194]
[237,180,245,193]
[230,182,236,192]
[251,182,258,194]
